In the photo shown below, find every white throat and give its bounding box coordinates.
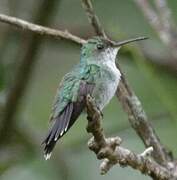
[97,47,120,63]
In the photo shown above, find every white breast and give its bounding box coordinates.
[88,46,121,110]
[93,61,121,110]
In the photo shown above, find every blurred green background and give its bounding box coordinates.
[0,0,177,180]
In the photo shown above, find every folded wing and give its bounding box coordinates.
[43,81,94,159]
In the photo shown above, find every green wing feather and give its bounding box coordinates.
[50,64,100,120]
[43,64,100,158]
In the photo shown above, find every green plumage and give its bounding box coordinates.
[51,64,100,120]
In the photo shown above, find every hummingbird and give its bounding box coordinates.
[43,36,147,160]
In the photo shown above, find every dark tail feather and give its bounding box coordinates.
[42,82,95,160]
[42,101,85,160]
[43,103,74,160]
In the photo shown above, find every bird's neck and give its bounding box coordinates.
[85,56,116,68]
[81,47,119,67]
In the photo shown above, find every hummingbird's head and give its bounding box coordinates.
[81,36,148,63]
[81,36,118,63]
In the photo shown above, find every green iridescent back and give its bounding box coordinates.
[51,62,100,120]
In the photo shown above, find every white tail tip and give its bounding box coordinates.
[60,130,64,136]
[44,153,51,160]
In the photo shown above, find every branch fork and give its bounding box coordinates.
[86,94,172,179]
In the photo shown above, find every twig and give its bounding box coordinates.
[134,0,177,58]
[140,147,153,157]
[0,0,75,143]
[86,95,172,179]
[81,0,106,37]
[116,72,172,164]
[0,14,86,45]
[0,1,71,177]
[134,0,169,44]
[81,0,171,165]
[154,0,172,33]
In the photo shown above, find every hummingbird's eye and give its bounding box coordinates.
[96,44,104,50]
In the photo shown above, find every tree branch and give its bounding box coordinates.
[81,0,106,37]
[86,95,173,180]
[134,0,177,58]
[116,68,172,164]
[134,0,170,44]
[154,0,173,33]
[81,0,171,165]
[0,0,78,143]
[0,14,86,45]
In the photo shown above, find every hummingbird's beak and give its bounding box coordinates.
[112,36,148,47]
